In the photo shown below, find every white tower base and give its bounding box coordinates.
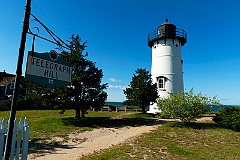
[147,103,161,114]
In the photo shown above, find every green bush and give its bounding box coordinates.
[212,106,240,132]
[158,88,220,123]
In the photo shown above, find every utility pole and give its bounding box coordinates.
[4,0,31,159]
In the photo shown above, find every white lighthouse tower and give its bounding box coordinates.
[147,18,187,114]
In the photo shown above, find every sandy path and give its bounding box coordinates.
[28,123,162,160]
[28,117,212,160]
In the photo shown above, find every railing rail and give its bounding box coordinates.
[148,28,187,46]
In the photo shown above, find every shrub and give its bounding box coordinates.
[158,88,220,123]
[212,106,240,132]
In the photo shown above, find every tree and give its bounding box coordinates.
[158,88,220,123]
[60,35,107,118]
[23,35,107,117]
[23,78,60,110]
[213,106,240,132]
[123,68,158,113]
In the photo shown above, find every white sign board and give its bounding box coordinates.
[25,51,72,88]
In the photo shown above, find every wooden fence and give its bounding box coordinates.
[0,118,29,160]
[101,106,142,112]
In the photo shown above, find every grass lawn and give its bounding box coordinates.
[0,110,150,143]
[1,110,239,159]
[0,110,130,141]
[81,120,240,160]
[1,110,152,154]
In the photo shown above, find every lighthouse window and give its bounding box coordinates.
[158,78,165,89]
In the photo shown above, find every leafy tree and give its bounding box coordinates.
[60,35,107,118]
[123,68,158,113]
[158,88,220,123]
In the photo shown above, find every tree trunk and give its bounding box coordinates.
[75,107,80,118]
[75,93,80,118]
[81,109,85,118]
[141,105,146,113]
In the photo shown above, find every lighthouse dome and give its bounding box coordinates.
[148,18,187,47]
[158,18,177,38]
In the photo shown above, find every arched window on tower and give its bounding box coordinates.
[158,77,165,89]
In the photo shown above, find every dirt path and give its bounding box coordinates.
[28,121,163,160]
[28,117,212,160]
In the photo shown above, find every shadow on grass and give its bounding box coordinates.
[165,121,222,130]
[28,138,76,155]
[61,116,156,129]
[61,117,109,128]
[60,115,231,131]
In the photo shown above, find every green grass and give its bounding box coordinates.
[1,110,151,154]
[81,121,240,160]
[0,110,125,142]
[1,110,239,159]
[122,112,151,119]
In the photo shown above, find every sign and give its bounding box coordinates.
[25,51,72,88]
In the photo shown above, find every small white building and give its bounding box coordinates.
[147,18,187,114]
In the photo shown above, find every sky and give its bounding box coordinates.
[0,0,240,105]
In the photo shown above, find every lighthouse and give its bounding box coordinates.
[147,18,187,114]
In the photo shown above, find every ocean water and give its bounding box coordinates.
[211,105,238,112]
[105,102,124,106]
[105,102,238,112]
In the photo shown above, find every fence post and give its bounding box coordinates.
[0,119,7,158]
[9,119,18,160]
[21,117,30,160]
[15,118,23,160]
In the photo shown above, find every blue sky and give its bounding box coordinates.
[1,0,240,104]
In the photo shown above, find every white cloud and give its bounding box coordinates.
[108,85,127,90]
[109,78,122,82]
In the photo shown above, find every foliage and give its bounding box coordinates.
[123,68,158,113]
[213,106,240,132]
[158,88,220,123]
[59,35,108,118]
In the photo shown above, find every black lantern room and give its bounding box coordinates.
[148,18,187,47]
